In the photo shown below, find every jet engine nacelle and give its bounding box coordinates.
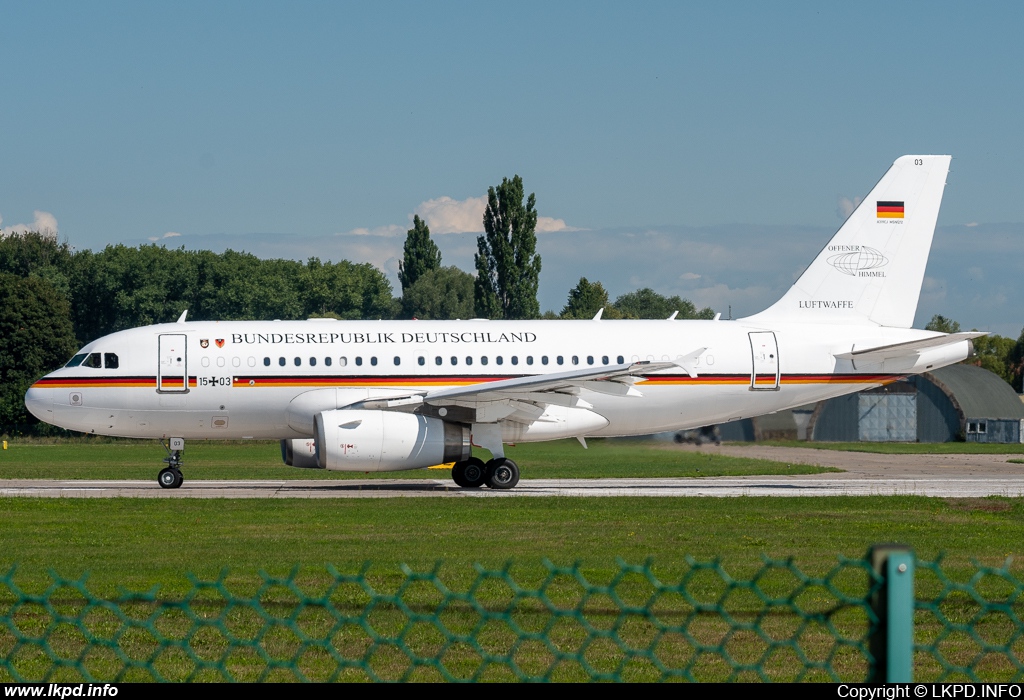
[281,438,321,469]
[314,409,471,472]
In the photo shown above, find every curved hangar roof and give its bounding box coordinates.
[924,364,1024,420]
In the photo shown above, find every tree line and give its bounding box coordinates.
[925,315,1024,391]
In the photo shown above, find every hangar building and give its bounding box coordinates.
[718,365,1024,443]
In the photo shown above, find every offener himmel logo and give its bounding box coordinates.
[826,246,889,276]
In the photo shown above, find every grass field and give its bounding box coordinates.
[752,440,1024,454]
[0,496,1020,592]
[0,438,834,481]
[2,497,1022,681]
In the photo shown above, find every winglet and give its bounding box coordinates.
[674,347,708,379]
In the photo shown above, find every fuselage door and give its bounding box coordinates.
[749,331,780,391]
[158,334,189,393]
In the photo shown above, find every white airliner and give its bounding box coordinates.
[25,155,982,490]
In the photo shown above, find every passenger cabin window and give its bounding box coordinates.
[435,356,442,366]
[370,357,378,366]
[355,357,363,366]
[65,354,88,368]
[394,356,401,366]
[450,356,458,366]
[418,357,425,366]
[557,356,564,365]
[481,356,488,365]
[294,357,301,366]
[572,356,579,365]
[587,356,594,365]
[527,356,533,365]
[602,356,609,365]
[511,356,518,365]
[496,356,503,365]
[542,356,549,365]
[617,355,624,364]
[465,356,473,366]
[278,357,286,367]
[325,357,332,367]
[104,353,119,369]
[83,354,102,369]
[339,357,347,367]
[264,357,271,366]
[309,357,317,366]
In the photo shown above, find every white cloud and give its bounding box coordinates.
[414,195,580,234]
[837,196,863,219]
[679,272,702,281]
[536,216,581,233]
[414,195,487,234]
[147,231,182,242]
[0,210,58,238]
[965,222,979,227]
[342,224,406,237]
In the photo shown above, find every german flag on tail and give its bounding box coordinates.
[876,201,904,219]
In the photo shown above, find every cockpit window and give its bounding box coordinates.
[65,354,88,368]
[104,353,119,369]
[82,353,102,369]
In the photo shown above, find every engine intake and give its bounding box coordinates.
[313,409,470,472]
[281,438,321,469]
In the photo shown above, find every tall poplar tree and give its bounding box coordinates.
[398,215,441,292]
[474,175,542,319]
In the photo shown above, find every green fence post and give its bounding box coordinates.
[867,544,915,683]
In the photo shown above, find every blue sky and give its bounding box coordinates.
[2,2,1023,334]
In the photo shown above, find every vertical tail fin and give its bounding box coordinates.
[745,155,951,328]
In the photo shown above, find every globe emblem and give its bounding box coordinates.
[827,246,888,276]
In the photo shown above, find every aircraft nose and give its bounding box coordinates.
[24,383,53,422]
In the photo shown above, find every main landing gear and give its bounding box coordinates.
[451,457,520,490]
[158,437,185,489]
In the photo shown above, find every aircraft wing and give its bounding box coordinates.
[360,351,706,422]
[833,332,987,362]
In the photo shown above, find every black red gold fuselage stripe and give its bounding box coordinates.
[33,373,906,389]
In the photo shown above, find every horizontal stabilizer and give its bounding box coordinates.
[834,332,986,362]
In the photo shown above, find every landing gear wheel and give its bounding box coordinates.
[452,457,487,488]
[485,458,520,490]
[158,467,183,489]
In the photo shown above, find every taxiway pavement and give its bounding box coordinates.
[2,445,1022,499]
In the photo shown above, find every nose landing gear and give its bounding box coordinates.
[158,437,185,489]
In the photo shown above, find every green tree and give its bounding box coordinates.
[0,273,78,432]
[401,266,475,320]
[561,277,616,319]
[1009,328,1024,393]
[398,215,441,292]
[474,175,542,319]
[925,315,961,333]
[613,288,714,320]
[0,232,74,304]
[969,332,1017,384]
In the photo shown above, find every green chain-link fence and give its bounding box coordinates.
[0,549,1020,682]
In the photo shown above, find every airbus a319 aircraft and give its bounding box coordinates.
[26,155,982,490]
